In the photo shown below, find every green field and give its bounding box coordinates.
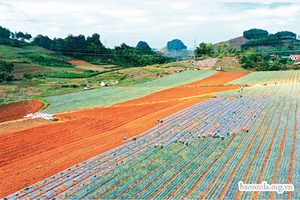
[43,70,216,113]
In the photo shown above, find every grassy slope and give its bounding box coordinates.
[215,56,249,72]
[0,45,86,78]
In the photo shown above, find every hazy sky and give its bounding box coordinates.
[1,0,300,49]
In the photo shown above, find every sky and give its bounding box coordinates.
[0,0,300,49]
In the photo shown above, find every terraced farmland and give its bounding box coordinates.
[1,71,299,199]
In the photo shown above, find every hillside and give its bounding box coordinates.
[181,56,247,72]
[213,36,249,51]
[0,45,78,78]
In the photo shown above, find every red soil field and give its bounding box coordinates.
[68,60,90,65]
[0,72,247,197]
[0,100,44,123]
[184,71,250,86]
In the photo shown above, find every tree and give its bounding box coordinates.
[32,34,52,49]
[274,31,296,40]
[0,26,11,39]
[15,31,32,41]
[243,28,269,40]
[0,60,14,82]
[195,42,214,57]
[0,60,14,74]
[238,49,273,70]
[218,42,227,55]
[167,39,187,51]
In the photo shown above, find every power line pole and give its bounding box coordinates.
[194,37,197,59]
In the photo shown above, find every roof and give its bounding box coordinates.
[290,54,300,61]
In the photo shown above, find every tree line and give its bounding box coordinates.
[0,25,170,68]
[241,28,297,49]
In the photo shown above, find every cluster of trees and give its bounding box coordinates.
[194,42,236,58]
[238,49,289,71]
[1,25,169,68]
[195,42,214,57]
[31,33,169,67]
[0,60,14,82]
[243,28,297,40]
[241,28,297,49]
[0,25,32,46]
[32,33,106,57]
[114,43,168,67]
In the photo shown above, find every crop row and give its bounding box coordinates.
[6,93,269,199]
[6,83,299,199]
[218,82,300,99]
[228,70,300,85]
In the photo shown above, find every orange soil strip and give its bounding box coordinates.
[270,102,291,199]
[68,60,90,65]
[0,100,44,123]
[184,72,250,86]
[0,98,205,197]
[0,72,247,197]
[252,101,286,199]
[0,118,54,136]
[234,99,279,199]
[288,98,298,199]
[68,60,105,71]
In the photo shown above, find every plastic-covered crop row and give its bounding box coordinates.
[6,95,277,199]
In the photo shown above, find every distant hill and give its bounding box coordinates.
[155,46,194,59]
[213,36,249,51]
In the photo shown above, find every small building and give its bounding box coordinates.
[290,54,300,61]
[100,81,108,87]
[270,54,278,59]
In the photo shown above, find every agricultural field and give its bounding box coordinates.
[1,70,299,199]
[228,70,300,85]
[43,70,217,113]
[0,99,44,123]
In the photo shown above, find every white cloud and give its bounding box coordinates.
[0,1,300,48]
[169,2,190,10]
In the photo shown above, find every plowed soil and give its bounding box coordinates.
[0,100,44,123]
[184,71,250,86]
[0,72,248,197]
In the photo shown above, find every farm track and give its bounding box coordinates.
[0,72,245,197]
